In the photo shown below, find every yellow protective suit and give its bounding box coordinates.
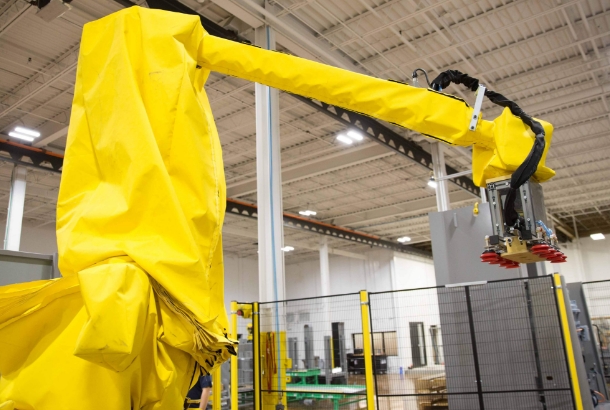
[0,6,555,410]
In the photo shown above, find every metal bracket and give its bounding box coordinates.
[469,84,486,131]
[360,301,369,306]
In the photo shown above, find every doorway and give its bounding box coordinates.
[409,322,427,368]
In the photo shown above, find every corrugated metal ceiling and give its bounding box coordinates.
[0,0,609,262]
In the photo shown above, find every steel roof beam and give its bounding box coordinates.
[34,126,69,148]
[226,198,430,257]
[222,225,368,260]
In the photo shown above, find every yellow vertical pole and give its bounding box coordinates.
[253,302,261,410]
[360,290,375,410]
[553,274,584,410]
[213,366,221,410]
[231,301,239,410]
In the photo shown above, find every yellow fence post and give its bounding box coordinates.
[553,274,584,410]
[360,290,376,410]
[213,366,221,410]
[253,302,261,410]
[230,301,238,410]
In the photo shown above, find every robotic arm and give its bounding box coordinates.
[198,35,554,188]
[198,35,562,267]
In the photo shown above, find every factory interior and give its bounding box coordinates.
[1,0,610,409]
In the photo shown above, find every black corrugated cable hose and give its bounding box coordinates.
[430,70,546,233]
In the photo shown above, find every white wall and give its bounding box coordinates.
[558,237,610,283]
[283,250,440,373]
[386,255,440,373]
[0,220,58,254]
[223,255,259,339]
[282,250,394,369]
[284,249,394,299]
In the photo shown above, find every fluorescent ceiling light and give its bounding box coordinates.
[590,233,606,241]
[336,134,353,145]
[8,132,34,142]
[14,127,40,138]
[299,210,317,217]
[346,129,364,141]
[397,236,411,243]
[281,246,294,252]
[427,177,437,189]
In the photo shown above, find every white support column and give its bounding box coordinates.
[256,24,286,305]
[319,237,330,297]
[4,165,27,251]
[480,187,488,203]
[255,24,286,395]
[319,237,332,374]
[430,142,451,212]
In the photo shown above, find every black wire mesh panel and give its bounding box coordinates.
[369,276,575,410]
[583,280,610,392]
[235,303,255,410]
[258,293,367,410]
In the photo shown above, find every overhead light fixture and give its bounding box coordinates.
[346,129,364,141]
[299,210,317,217]
[8,126,40,142]
[590,233,606,241]
[8,131,34,142]
[14,127,40,138]
[397,236,411,243]
[336,134,353,145]
[281,246,294,252]
[427,176,438,189]
[336,129,365,145]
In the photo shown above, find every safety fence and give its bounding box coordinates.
[369,276,575,410]
[257,293,367,410]
[583,280,610,393]
[223,274,583,410]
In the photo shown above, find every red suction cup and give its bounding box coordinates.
[481,251,501,264]
[531,244,550,255]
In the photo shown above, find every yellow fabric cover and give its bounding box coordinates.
[472,108,554,186]
[0,6,555,409]
[0,275,195,409]
[198,36,554,186]
[1,8,231,410]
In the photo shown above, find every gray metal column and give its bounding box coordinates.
[4,165,27,251]
[430,142,451,211]
[255,24,286,304]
